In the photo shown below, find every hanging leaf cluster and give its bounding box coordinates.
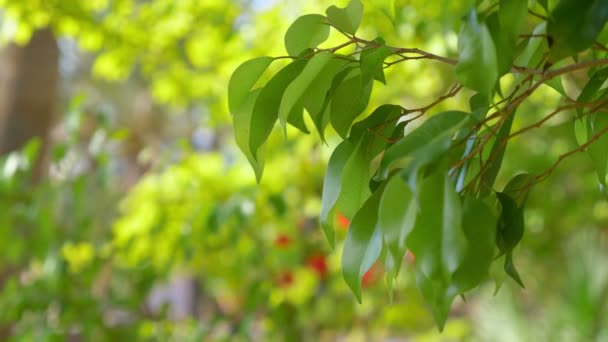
[229,0,608,330]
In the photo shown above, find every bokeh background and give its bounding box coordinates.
[0,0,607,340]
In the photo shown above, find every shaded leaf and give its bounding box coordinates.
[452,197,496,292]
[495,192,524,255]
[548,0,608,61]
[479,109,516,196]
[342,187,384,302]
[586,110,608,186]
[330,71,373,139]
[350,104,403,157]
[313,65,358,141]
[407,168,466,330]
[502,173,535,207]
[504,251,525,287]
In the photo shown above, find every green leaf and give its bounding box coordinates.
[502,173,535,207]
[284,14,331,56]
[479,109,516,196]
[452,197,496,293]
[455,10,498,96]
[586,110,608,186]
[407,168,466,330]
[504,251,525,288]
[495,192,524,255]
[287,101,309,133]
[415,269,455,332]
[378,175,417,275]
[325,0,364,35]
[330,70,373,138]
[228,57,273,114]
[548,0,608,61]
[336,137,372,219]
[514,22,547,71]
[350,104,403,157]
[313,65,358,140]
[250,59,306,159]
[279,52,333,127]
[302,58,351,119]
[499,0,528,42]
[320,141,355,247]
[342,187,384,302]
[233,89,264,181]
[375,111,470,183]
[576,67,608,118]
[360,45,393,85]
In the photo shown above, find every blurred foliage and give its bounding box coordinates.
[0,0,607,340]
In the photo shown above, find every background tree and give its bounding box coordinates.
[0,0,607,340]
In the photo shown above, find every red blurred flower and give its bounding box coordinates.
[336,212,350,230]
[362,263,383,288]
[277,271,294,288]
[306,253,328,278]
[406,249,415,264]
[274,234,291,248]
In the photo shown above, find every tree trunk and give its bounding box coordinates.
[0,28,59,166]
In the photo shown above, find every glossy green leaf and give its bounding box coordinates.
[228,57,273,114]
[233,89,264,182]
[325,0,364,35]
[330,71,373,138]
[360,45,393,85]
[378,175,416,275]
[586,110,608,186]
[250,59,306,159]
[455,10,498,96]
[320,141,355,247]
[452,197,496,292]
[479,109,516,196]
[407,169,466,330]
[342,187,384,302]
[284,14,331,56]
[548,0,608,61]
[336,137,372,219]
[279,52,333,127]
[486,13,515,77]
[375,111,470,183]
